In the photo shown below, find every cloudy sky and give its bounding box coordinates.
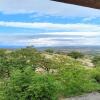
[0,0,100,47]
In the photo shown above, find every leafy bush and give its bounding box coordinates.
[4,67,59,100]
[68,51,84,59]
[0,47,42,77]
[92,56,100,67]
[58,65,99,97]
[0,79,6,100]
[45,48,54,53]
[0,47,100,99]
[39,57,59,73]
[91,68,100,83]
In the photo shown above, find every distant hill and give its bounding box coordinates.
[37,45,100,54]
[0,45,100,54]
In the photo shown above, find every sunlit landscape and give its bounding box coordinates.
[0,0,100,100]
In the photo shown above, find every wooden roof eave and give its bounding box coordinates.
[52,0,100,9]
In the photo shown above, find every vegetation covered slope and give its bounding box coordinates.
[0,47,100,100]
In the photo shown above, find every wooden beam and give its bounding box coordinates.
[52,0,100,9]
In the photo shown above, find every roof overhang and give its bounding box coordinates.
[52,0,100,9]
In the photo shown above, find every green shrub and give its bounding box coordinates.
[0,47,42,75]
[45,48,54,53]
[92,56,100,67]
[91,68,100,83]
[0,48,100,99]
[4,67,59,100]
[68,51,84,59]
[58,65,99,97]
[0,79,6,100]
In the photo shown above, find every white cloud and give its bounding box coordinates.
[0,21,100,32]
[82,17,96,22]
[20,37,100,47]
[0,0,100,17]
[40,32,100,36]
[0,32,100,47]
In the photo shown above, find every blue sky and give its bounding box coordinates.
[0,0,100,47]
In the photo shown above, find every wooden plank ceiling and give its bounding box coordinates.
[52,0,100,9]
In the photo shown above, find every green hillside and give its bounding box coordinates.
[0,47,100,100]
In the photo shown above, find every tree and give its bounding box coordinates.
[45,48,54,53]
[92,56,100,67]
[68,51,84,59]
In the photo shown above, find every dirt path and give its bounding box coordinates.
[62,92,100,100]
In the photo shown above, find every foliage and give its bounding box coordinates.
[4,67,59,100]
[92,56,100,67]
[91,68,100,83]
[0,79,6,100]
[45,48,54,53]
[0,47,100,99]
[0,49,8,57]
[57,64,99,97]
[0,47,42,78]
[39,57,59,72]
[68,51,84,59]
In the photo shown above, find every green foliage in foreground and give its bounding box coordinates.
[0,47,42,78]
[58,65,100,97]
[3,67,59,100]
[0,47,100,100]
